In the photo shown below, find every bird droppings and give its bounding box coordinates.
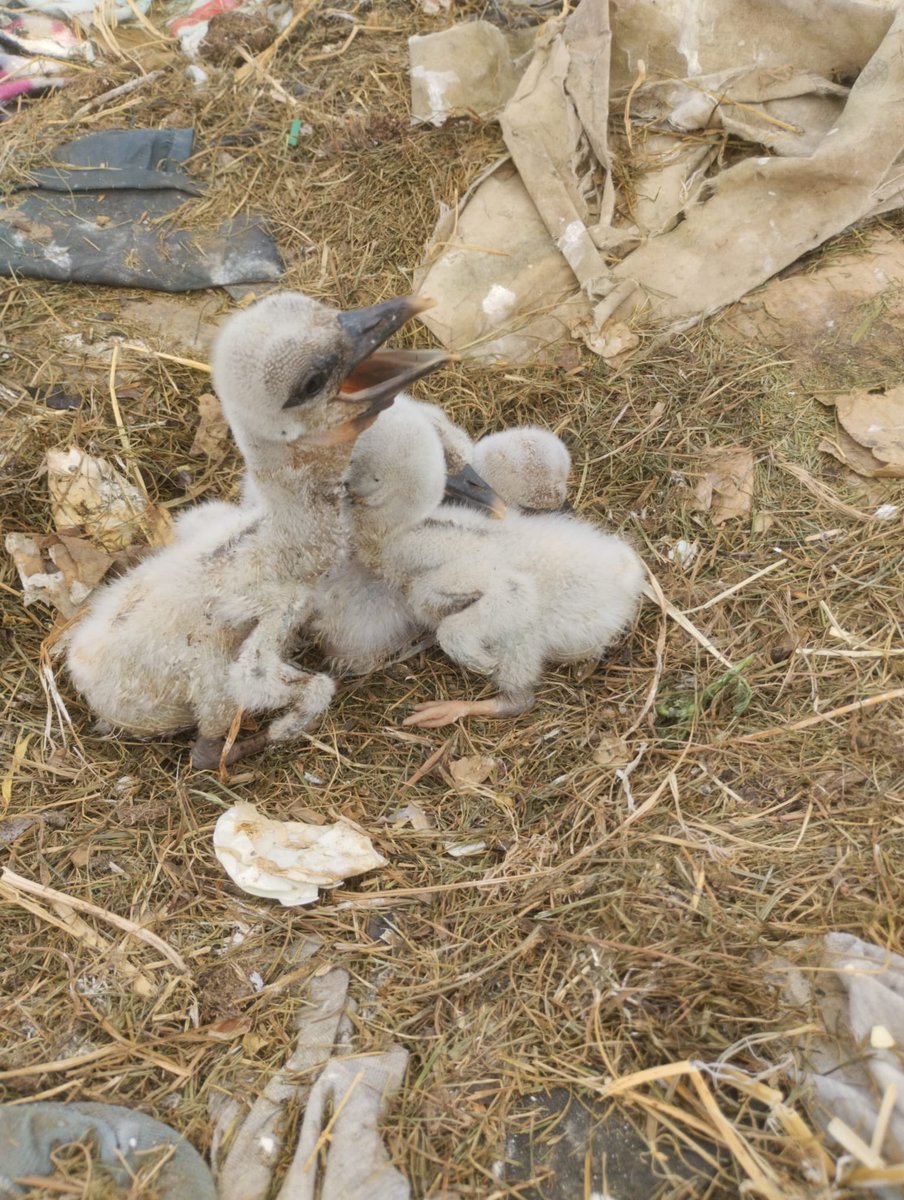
[409,64,460,125]
[558,219,584,259]
[871,1025,896,1049]
[874,503,900,520]
[480,283,516,324]
[667,538,699,568]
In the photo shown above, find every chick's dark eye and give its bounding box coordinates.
[303,371,327,396]
[284,369,329,409]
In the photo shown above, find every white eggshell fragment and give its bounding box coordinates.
[214,802,387,907]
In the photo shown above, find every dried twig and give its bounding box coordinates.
[0,867,188,972]
[71,70,164,121]
[733,687,904,743]
[643,574,735,668]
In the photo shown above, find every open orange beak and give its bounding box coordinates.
[337,295,448,418]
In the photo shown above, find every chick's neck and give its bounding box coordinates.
[243,438,356,561]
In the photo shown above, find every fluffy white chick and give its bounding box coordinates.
[309,396,449,675]
[471,426,571,512]
[66,292,446,766]
[347,403,645,726]
[310,405,569,674]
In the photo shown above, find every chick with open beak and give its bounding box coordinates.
[66,291,447,768]
[215,292,446,457]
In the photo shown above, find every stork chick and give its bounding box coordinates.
[313,411,571,674]
[66,292,446,766]
[347,404,645,727]
[309,395,450,675]
[471,426,571,512]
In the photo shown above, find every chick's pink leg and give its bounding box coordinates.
[403,692,534,728]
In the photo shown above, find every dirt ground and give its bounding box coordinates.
[1,2,903,1197]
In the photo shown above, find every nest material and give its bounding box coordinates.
[1,3,903,1197]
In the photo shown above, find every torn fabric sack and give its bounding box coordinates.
[413,0,904,361]
[215,965,410,1200]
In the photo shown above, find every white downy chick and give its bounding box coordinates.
[314,411,572,675]
[347,404,645,726]
[471,426,571,512]
[66,292,446,766]
[309,395,450,674]
[310,405,568,674]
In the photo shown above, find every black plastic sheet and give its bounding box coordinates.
[0,128,283,291]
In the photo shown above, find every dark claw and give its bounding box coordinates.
[190,732,271,770]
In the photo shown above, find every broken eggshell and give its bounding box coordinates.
[213,801,386,907]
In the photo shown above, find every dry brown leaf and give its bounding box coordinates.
[69,844,93,868]
[449,755,500,788]
[5,531,114,618]
[140,504,176,547]
[50,534,115,589]
[206,1016,253,1041]
[47,446,174,551]
[693,446,755,525]
[242,1031,266,1054]
[581,320,640,360]
[190,392,231,462]
[593,733,631,768]
[818,429,904,480]
[751,512,775,534]
[830,387,904,474]
[818,429,875,475]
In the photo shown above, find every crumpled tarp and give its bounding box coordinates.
[775,932,904,1199]
[0,1101,217,1199]
[413,0,904,360]
[409,20,533,126]
[0,128,283,291]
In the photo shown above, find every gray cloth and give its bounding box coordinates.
[0,1101,216,1199]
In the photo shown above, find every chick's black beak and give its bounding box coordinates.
[444,464,507,519]
[339,295,433,368]
[338,295,448,413]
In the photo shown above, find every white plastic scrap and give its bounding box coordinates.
[873,503,900,521]
[16,0,151,25]
[213,801,386,907]
[667,538,699,568]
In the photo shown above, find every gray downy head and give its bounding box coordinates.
[210,291,448,458]
[348,401,448,529]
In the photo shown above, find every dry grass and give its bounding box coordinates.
[2,3,904,1198]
